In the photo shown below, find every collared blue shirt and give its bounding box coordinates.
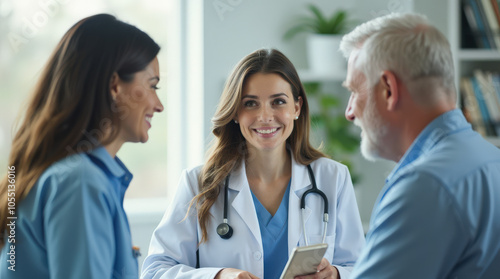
[351,109,500,279]
[251,180,290,279]
[0,147,138,279]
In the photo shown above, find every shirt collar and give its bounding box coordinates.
[386,109,470,183]
[88,146,133,186]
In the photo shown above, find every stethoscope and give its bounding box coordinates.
[216,165,329,245]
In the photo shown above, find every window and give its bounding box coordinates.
[0,0,202,206]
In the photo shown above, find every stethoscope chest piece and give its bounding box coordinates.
[217,222,233,239]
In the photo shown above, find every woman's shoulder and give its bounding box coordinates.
[309,157,349,173]
[39,152,111,193]
[176,165,203,192]
[27,152,119,220]
[180,165,203,183]
[306,157,352,192]
[183,164,203,176]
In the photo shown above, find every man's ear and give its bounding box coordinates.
[110,72,120,101]
[380,70,399,111]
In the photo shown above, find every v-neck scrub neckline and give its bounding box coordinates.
[251,179,291,279]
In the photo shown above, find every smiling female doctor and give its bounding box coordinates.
[142,49,364,279]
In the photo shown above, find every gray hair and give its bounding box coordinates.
[340,13,455,103]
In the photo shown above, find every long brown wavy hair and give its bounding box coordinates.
[0,14,160,247]
[193,48,327,243]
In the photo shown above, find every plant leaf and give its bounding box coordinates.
[310,114,325,127]
[303,82,320,95]
[319,94,339,108]
[328,10,347,34]
[307,4,330,33]
[283,17,318,40]
[283,25,312,40]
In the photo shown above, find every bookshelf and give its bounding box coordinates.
[450,0,500,147]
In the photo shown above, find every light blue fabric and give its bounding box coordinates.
[0,147,138,279]
[251,180,290,279]
[351,109,500,279]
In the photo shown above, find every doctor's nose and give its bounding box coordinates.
[345,93,355,122]
[258,106,274,122]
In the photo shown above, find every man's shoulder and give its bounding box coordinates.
[386,133,500,212]
[397,128,498,181]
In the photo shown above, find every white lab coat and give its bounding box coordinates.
[141,155,364,279]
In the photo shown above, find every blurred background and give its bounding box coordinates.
[0,0,453,270]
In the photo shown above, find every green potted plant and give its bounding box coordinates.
[284,4,354,75]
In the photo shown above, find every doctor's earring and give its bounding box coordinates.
[234,120,238,124]
[295,116,299,120]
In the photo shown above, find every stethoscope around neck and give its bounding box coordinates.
[216,164,329,245]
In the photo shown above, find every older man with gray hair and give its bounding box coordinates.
[340,13,500,279]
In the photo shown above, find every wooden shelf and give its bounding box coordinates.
[458,49,500,61]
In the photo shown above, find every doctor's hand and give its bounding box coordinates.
[215,268,260,279]
[295,258,339,279]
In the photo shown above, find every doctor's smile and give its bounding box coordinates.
[254,127,280,136]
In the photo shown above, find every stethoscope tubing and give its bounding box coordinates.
[302,164,329,245]
[219,164,329,245]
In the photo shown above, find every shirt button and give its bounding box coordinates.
[253,251,262,260]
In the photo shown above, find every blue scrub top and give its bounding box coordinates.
[0,147,138,279]
[251,180,291,279]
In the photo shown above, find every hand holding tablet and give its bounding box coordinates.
[279,243,328,279]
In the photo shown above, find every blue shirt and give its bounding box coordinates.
[351,109,500,279]
[0,147,138,279]
[251,181,290,279]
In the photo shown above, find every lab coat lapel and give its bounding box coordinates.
[288,155,312,254]
[229,160,262,248]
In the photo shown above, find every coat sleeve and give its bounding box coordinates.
[331,164,365,279]
[141,169,223,279]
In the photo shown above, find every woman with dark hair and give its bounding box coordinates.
[142,49,363,279]
[0,14,163,278]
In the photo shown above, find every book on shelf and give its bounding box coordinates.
[480,0,500,47]
[462,2,482,48]
[474,70,500,135]
[492,0,500,27]
[460,77,488,136]
[461,0,500,49]
[460,70,500,137]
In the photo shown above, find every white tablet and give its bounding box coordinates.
[279,243,328,279]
